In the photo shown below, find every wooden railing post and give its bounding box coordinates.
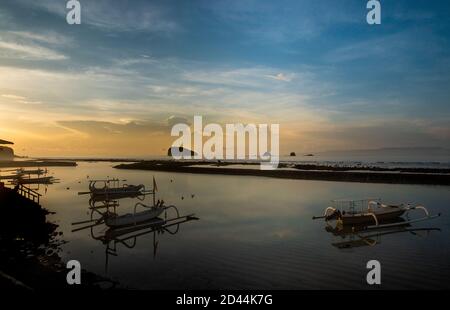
[16,184,41,204]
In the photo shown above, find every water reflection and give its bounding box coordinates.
[325,219,441,249]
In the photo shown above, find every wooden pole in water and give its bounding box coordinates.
[153,176,157,207]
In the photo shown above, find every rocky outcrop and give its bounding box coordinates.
[167,146,196,157]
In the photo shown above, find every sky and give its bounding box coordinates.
[0,0,449,157]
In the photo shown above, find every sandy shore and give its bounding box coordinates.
[114,161,450,185]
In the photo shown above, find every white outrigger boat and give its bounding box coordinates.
[313,198,440,228]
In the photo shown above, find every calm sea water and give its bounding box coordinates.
[36,162,450,289]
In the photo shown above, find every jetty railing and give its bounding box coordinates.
[17,184,41,204]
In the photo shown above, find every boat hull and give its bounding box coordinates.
[341,208,405,225]
[13,176,54,184]
[90,185,145,199]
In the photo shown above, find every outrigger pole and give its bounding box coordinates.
[366,213,441,230]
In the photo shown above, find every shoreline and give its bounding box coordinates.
[2,158,449,185]
[114,161,450,185]
[0,160,77,168]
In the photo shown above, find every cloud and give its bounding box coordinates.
[265,73,293,82]
[168,116,190,127]
[58,120,167,135]
[183,67,297,89]
[1,93,41,105]
[325,29,443,64]
[303,120,450,150]
[0,41,67,60]
[6,31,73,46]
[202,0,360,43]
[18,0,178,33]
[0,28,70,61]
[113,56,157,67]
[2,94,26,100]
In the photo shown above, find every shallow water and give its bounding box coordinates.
[36,162,450,289]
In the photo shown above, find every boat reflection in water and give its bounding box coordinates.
[325,218,440,249]
[73,177,199,272]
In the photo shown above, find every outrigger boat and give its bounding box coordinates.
[1,167,56,185]
[313,198,440,228]
[104,201,168,228]
[0,168,48,180]
[76,177,177,228]
[78,178,152,200]
[5,168,48,176]
[10,176,55,185]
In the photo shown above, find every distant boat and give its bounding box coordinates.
[290,152,296,156]
[304,153,314,157]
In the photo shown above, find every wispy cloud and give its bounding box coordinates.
[19,0,178,33]
[0,41,67,60]
[0,30,69,61]
[6,31,73,46]
[1,93,42,105]
[265,73,293,82]
[203,0,360,43]
[2,94,26,100]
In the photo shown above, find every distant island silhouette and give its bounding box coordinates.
[167,146,196,157]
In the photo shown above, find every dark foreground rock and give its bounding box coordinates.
[0,187,118,290]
